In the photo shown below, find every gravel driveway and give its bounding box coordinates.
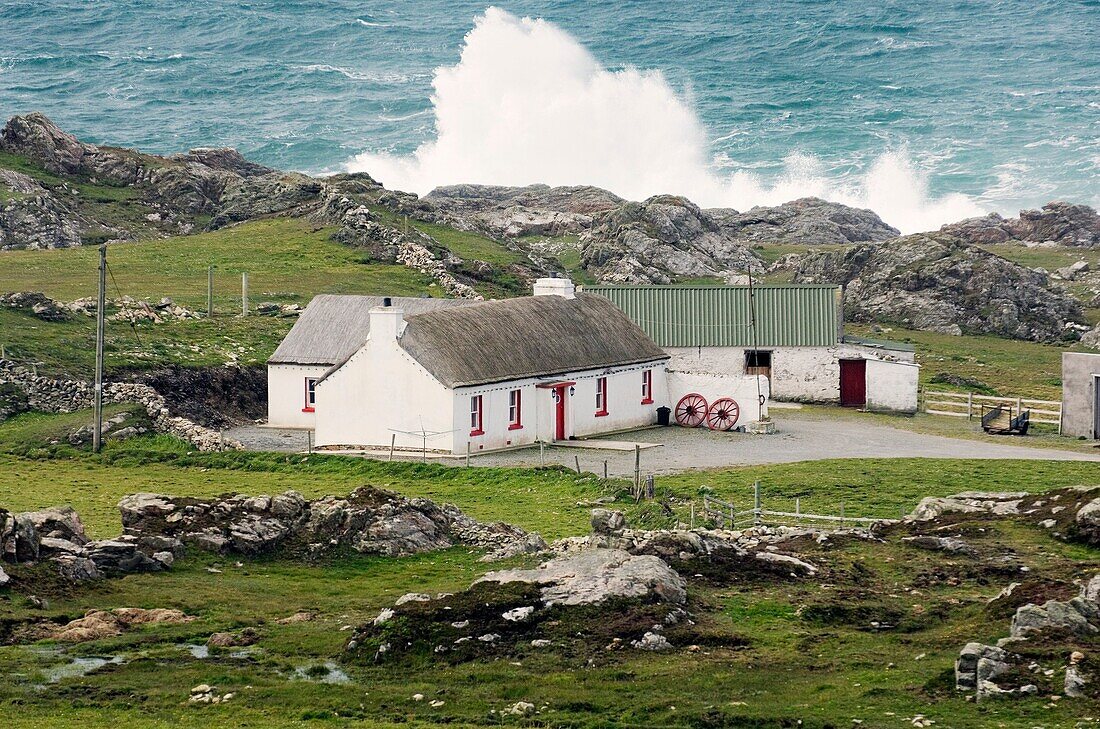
[228,410,1100,477]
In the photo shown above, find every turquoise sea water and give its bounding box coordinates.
[1,1,1097,224]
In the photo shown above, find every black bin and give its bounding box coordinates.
[656,406,671,426]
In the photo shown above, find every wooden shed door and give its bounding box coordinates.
[1094,376,1100,439]
[555,386,567,440]
[839,359,867,408]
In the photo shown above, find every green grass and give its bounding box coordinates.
[0,217,436,307]
[2,412,1100,726]
[0,217,444,376]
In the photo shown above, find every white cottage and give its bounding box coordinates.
[269,278,672,454]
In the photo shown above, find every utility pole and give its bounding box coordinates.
[207,265,214,318]
[241,271,249,316]
[93,244,106,453]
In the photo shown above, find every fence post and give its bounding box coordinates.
[540,440,545,467]
[389,433,396,461]
[690,503,695,529]
[575,455,581,475]
[634,444,641,494]
[207,265,214,318]
[967,392,973,420]
[1016,396,1022,417]
[307,429,312,454]
[466,441,471,468]
[795,497,800,527]
[603,460,608,480]
[753,481,761,527]
[241,272,249,316]
[840,501,845,529]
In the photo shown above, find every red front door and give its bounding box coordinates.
[839,359,867,407]
[554,386,567,440]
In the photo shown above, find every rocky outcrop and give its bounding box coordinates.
[421,184,623,238]
[793,233,1085,341]
[707,197,899,245]
[907,488,1100,550]
[0,359,238,450]
[1,504,178,582]
[51,607,194,642]
[118,486,545,559]
[0,170,83,250]
[580,195,763,284]
[476,549,687,606]
[942,202,1100,248]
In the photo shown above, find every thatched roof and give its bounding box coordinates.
[268,294,469,366]
[398,293,668,388]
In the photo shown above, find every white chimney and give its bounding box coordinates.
[533,276,576,299]
[369,303,405,340]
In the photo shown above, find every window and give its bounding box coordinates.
[469,395,484,436]
[508,389,523,430]
[745,350,772,369]
[641,369,653,404]
[303,377,318,412]
[595,377,608,416]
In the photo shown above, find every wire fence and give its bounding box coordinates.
[693,482,891,532]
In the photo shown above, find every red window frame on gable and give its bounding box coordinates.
[303,377,318,413]
[508,389,523,430]
[469,394,484,436]
[641,369,653,404]
[595,377,609,417]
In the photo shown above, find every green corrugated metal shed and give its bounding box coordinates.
[582,285,842,347]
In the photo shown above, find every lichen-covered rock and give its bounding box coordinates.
[476,549,687,606]
[580,195,762,284]
[707,197,899,245]
[119,486,542,560]
[943,202,1099,249]
[794,233,1085,341]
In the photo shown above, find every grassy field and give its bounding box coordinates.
[2,412,1100,727]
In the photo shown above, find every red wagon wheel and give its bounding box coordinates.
[706,398,741,431]
[674,393,709,428]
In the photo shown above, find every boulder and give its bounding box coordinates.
[707,197,899,245]
[0,112,95,175]
[941,202,1100,248]
[793,233,1085,341]
[476,549,687,606]
[0,563,8,586]
[580,195,762,284]
[1010,600,1096,638]
[19,505,88,545]
[590,509,625,536]
[119,486,542,560]
[956,642,1007,692]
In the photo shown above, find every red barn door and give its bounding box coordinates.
[839,359,866,408]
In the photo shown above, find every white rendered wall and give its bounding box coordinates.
[666,372,769,424]
[666,344,915,403]
[267,364,329,428]
[313,316,455,452]
[1062,352,1100,438]
[454,362,669,454]
[865,359,920,414]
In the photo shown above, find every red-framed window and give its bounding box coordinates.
[508,389,523,430]
[595,377,609,416]
[303,377,318,412]
[641,369,653,404]
[469,395,484,436]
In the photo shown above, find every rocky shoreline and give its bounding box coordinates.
[2,112,1099,344]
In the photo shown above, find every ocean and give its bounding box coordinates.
[1,1,1097,232]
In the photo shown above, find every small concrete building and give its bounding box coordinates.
[585,284,919,413]
[1062,352,1100,439]
[269,279,686,453]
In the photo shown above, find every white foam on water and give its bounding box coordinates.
[346,7,986,233]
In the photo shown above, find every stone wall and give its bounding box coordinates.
[0,360,240,451]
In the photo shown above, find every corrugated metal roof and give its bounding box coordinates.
[583,285,841,347]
